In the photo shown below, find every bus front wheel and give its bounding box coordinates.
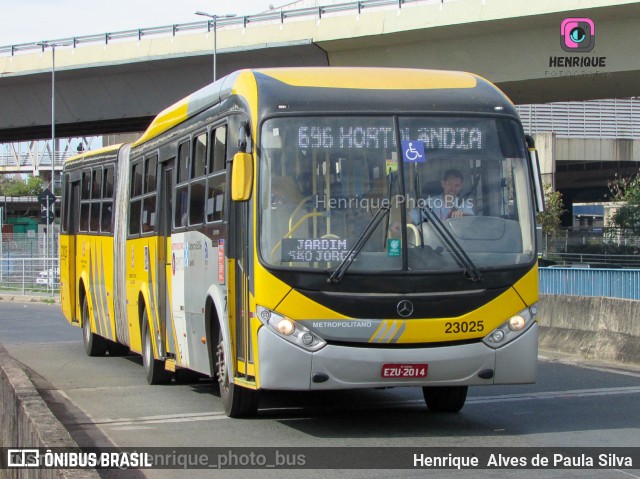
[82,298,107,357]
[216,328,259,418]
[422,386,468,413]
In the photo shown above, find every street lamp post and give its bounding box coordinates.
[194,11,236,82]
[38,41,68,292]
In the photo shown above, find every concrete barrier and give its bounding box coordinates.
[0,343,99,479]
[538,294,640,365]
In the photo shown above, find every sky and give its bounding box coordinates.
[0,0,285,46]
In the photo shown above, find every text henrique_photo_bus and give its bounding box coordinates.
[59,67,545,417]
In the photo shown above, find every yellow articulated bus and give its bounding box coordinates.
[60,67,544,417]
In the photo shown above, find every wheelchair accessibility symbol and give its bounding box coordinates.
[402,140,425,163]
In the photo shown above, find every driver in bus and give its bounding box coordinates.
[412,168,474,223]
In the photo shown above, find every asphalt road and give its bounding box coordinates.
[1,301,639,479]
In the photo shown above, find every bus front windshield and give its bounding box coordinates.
[258,116,535,274]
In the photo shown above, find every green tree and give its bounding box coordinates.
[536,183,565,237]
[0,175,45,196]
[608,172,640,233]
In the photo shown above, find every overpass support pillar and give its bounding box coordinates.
[533,132,556,189]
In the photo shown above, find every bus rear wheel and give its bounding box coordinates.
[142,313,172,385]
[422,386,468,413]
[82,297,107,357]
[216,328,259,418]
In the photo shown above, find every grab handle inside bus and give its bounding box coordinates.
[231,152,253,201]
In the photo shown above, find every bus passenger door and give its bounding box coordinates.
[159,159,174,360]
[232,199,253,381]
[62,180,80,322]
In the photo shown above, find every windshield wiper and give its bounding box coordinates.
[327,203,391,284]
[420,207,483,282]
[328,174,395,284]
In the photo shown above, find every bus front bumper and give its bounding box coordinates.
[256,322,538,390]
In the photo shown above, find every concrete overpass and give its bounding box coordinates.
[1,0,640,142]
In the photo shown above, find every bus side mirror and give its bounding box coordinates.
[525,135,545,214]
[231,152,253,201]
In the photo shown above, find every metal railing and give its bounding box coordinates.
[0,257,59,296]
[539,267,640,301]
[540,252,640,269]
[2,257,639,300]
[0,0,435,57]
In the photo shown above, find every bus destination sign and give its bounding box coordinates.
[281,238,352,263]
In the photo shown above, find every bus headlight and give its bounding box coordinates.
[276,318,295,336]
[257,306,326,352]
[482,304,538,349]
[508,315,527,331]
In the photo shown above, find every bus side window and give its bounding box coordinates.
[189,180,205,225]
[211,126,226,173]
[193,132,207,178]
[206,176,225,223]
[206,125,227,223]
[189,134,207,225]
[79,170,91,232]
[89,168,102,233]
[178,141,190,183]
[101,166,114,233]
[103,166,114,199]
[175,187,188,228]
[142,155,158,233]
[175,141,190,228]
[129,161,143,236]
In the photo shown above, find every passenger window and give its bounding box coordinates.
[80,204,90,232]
[89,203,100,232]
[178,141,190,183]
[142,196,156,232]
[145,156,158,193]
[91,169,102,199]
[189,180,206,225]
[211,126,227,173]
[129,201,141,235]
[193,133,207,178]
[101,202,112,233]
[131,162,143,197]
[206,175,225,223]
[81,171,91,200]
[103,166,114,199]
[175,186,188,228]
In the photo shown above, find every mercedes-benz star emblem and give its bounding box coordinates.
[397,300,414,318]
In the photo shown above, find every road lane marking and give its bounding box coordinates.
[86,411,229,427]
[466,386,640,404]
